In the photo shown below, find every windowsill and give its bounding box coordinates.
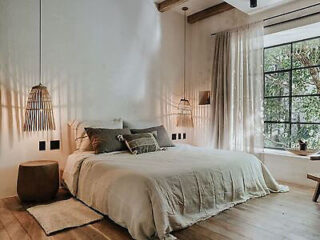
[263,148,310,159]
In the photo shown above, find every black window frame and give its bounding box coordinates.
[263,36,320,150]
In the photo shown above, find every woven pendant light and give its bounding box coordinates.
[23,0,55,131]
[177,7,193,128]
[24,84,55,131]
[177,99,194,128]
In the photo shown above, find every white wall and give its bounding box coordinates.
[264,151,320,187]
[0,0,185,198]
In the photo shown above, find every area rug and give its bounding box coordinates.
[27,198,104,235]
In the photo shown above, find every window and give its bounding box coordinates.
[264,37,320,149]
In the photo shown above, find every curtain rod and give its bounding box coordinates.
[211,3,320,36]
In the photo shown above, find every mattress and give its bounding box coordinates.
[63,144,288,240]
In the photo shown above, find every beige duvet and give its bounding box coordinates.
[63,144,288,240]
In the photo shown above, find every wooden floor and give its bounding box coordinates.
[0,182,319,240]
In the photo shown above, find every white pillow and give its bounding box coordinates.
[69,119,123,152]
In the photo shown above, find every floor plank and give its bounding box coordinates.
[0,199,31,240]
[0,183,318,240]
[2,197,51,240]
[0,218,11,240]
[91,219,132,240]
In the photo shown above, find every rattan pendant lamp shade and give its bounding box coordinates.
[24,84,55,131]
[177,7,194,128]
[23,0,55,131]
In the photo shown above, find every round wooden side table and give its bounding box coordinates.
[17,160,59,202]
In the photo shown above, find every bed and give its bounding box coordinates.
[63,143,288,240]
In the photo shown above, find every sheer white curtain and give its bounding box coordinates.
[211,22,264,154]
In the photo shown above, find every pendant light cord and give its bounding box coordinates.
[183,8,187,100]
[39,0,42,85]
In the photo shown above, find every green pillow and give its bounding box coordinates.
[85,128,131,154]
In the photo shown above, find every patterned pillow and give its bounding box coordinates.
[118,133,161,155]
[130,125,174,148]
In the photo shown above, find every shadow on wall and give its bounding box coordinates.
[0,0,37,149]
[0,51,28,149]
[0,166,18,197]
[186,22,216,147]
[0,0,184,152]
[156,11,185,135]
[0,0,184,198]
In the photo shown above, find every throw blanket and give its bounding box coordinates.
[63,144,288,240]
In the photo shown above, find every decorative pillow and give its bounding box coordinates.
[69,119,123,152]
[118,133,161,155]
[85,128,131,154]
[130,125,174,148]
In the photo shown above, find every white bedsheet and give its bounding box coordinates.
[63,144,288,240]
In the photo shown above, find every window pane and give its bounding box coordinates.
[264,98,289,122]
[291,124,320,149]
[292,96,320,123]
[265,72,290,97]
[293,38,320,68]
[264,123,290,148]
[292,68,320,95]
[264,44,291,72]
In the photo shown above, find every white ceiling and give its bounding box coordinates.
[225,0,296,15]
[156,0,296,15]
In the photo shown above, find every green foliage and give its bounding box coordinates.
[293,38,320,68]
[265,72,289,97]
[264,44,291,72]
[264,123,290,148]
[292,96,320,123]
[264,98,289,122]
[293,68,319,95]
[264,37,320,150]
[291,124,320,149]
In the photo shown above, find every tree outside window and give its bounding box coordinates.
[264,37,320,149]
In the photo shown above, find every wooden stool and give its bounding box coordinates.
[17,160,59,202]
[307,173,320,202]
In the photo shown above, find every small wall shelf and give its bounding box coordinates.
[199,91,211,105]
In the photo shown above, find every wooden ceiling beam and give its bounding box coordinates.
[157,0,188,13]
[188,2,234,24]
